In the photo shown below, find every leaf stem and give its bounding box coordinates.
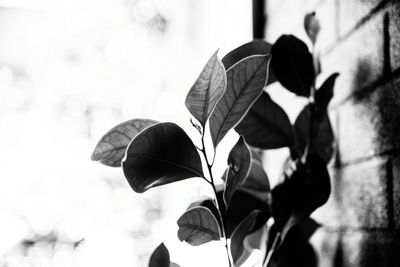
[200,131,234,267]
[262,232,281,267]
[302,45,318,163]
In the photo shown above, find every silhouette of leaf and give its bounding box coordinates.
[235,92,295,149]
[177,206,221,246]
[122,123,204,193]
[304,12,321,44]
[149,243,170,267]
[230,210,262,264]
[315,73,339,109]
[210,55,271,147]
[185,50,226,127]
[223,136,251,207]
[221,40,276,84]
[270,155,330,241]
[294,105,335,163]
[91,119,158,167]
[271,35,314,97]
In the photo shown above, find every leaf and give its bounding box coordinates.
[293,105,335,163]
[91,119,158,167]
[230,210,262,264]
[266,225,317,267]
[315,73,339,109]
[239,150,270,202]
[221,40,277,85]
[185,50,227,127]
[149,243,170,267]
[304,12,321,44]
[122,123,204,193]
[210,55,271,147]
[223,136,251,207]
[270,155,330,241]
[169,263,180,267]
[271,35,315,97]
[235,91,295,149]
[177,206,221,246]
[225,190,269,237]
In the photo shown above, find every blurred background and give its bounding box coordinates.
[0,0,255,266]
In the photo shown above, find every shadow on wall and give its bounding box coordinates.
[332,12,400,267]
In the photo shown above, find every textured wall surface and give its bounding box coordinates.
[266,0,400,266]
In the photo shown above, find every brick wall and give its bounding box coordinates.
[265,0,400,266]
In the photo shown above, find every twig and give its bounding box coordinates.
[200,131,234,267]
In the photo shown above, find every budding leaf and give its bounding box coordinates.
[177,206,221,246]
[223,136,252,207]
[271,35,314,97]
[185,50,227,127]
[91,119,158,167]
[210,55,271,147]
[122,123,204,193]
[235,92,295,149]
[304,12,321,44]
[149,243,170,267]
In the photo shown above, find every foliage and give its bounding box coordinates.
[92,11,338,267]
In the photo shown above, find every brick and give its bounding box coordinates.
[322,8,385,105]
[335,79,400,163]
[390,0,400,71]
[321,158,389,228]
[311,228,400,267]
[391,156,400,229]
[338,0,384,37]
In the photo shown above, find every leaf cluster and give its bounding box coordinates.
[91,12,339,267]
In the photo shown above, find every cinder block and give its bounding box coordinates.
[338,0,384,37]
[322,8,385,105]
[311,228,400,267]
[391,156,400,229]
[267,0,337,51]
[322,158,389,228]
[390,0,400,71]
[335,79,400,163]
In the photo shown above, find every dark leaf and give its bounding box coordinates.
[239,150,270,202]
[304,12,320,44]
[91,119,158,167]
[223,136,251,206]
[293,105,335,163]
[230,210,262,264]
[270,155,330,241]
[235,92,295,149]
[271,35,314,97]
[122,123,204,193]
[177,206,221,246]
[222,40,277,84]
[210,55,271,147]
[185,50,227,127]
[315,73,340,109]
[267,226,317,267]
[149,243,170,267]
[225,190,269,237]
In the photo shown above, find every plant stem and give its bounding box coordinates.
[200,132,234,267]
[262,232,281,267]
